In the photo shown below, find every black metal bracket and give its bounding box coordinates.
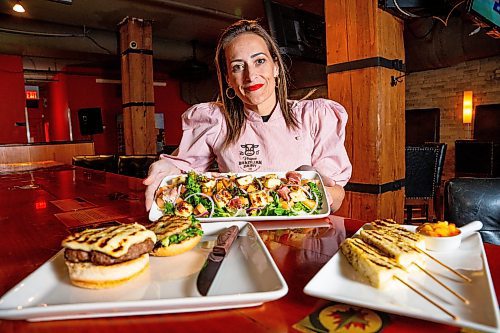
[122,102,155,108]
[391,73,408,87]
[121,48,153,56]
[344,178,405,194]
[326,57,406,74]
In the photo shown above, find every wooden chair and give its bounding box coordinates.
[72,155,117,173]
[117,155,158,178]
[404,144,447,223]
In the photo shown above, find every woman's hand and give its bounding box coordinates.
[143,159,181,211]
[295,165,345,213]
[324,184,345,213]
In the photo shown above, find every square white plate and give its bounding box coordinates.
[149,171,330,222]
[303,225,500,333]
[0,221,288,321]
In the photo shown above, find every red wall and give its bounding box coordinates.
[0,55,29,143]
[0,56,190,152]
[65,67,123,154]
[154,80,190,146]
[64,67,190,153]
[47,73,70,141]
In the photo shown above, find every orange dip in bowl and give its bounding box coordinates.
[416,221,461,237]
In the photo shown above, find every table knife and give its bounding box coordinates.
[196,225,240,296]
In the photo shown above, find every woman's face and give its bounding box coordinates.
[224,32,279,115]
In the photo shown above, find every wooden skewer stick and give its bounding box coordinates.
[413,263,469,304]
[394,276,458,320]
[413,246,472,283]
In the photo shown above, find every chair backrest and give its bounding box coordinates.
[405,145,443,199]
[455,140,499,177]
[72,155,116,173]
[117,155,157,178]
[444,177,500,245]
[424,142,447,186]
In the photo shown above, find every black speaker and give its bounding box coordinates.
[78,108,103,135]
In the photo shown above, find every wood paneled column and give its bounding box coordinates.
[326,1,405,222]
[118,17,156,155]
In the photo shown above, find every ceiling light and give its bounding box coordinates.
[13,1,25,13]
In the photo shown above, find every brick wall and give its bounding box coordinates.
[405,55,500,180]
[289,56,500,181]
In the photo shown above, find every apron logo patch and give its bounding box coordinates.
[239,144,262,171]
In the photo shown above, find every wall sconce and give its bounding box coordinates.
[463,90,473,124]
[12,0,26,13]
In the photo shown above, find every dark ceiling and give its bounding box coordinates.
[0,0,322,66]
[0,0,498,85]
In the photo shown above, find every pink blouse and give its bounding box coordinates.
[161,99,352,187]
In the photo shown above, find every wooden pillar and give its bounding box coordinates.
[118,17,156,155]
[326,0,405,222]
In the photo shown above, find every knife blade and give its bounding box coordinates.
[196,225,240,296]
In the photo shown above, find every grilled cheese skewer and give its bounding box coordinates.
[360,230,469,303]
[341,238,459,320]
[368,219,471,282]
[360,229,424,268]
[368,219,426,250]
[340,238,407,289]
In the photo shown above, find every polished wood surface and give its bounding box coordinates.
[0,142,94,164]
[0,165,498,333]
[326,0,405,222]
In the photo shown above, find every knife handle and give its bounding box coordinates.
[212,225,239,257]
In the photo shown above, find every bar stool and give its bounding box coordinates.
[117,155,158,178]
[72,155,117,173]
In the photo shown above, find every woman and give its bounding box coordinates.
[144,20,351,212]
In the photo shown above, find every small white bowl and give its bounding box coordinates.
[421,220,483,252]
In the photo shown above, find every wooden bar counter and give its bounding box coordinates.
[0,141,94,165]
[0,165,498,332]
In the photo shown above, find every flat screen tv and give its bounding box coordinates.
[468,0,500,30]
[263,0,326,64]
[78,108,104,136]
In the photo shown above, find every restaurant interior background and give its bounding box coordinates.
[0,0,499,182]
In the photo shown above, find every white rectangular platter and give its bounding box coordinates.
[149,170,330,222]
[303,225,499,333]
[0,221,288,321]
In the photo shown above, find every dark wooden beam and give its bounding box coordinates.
[118,17,156,155]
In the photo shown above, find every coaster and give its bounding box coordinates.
[293,302,388,333]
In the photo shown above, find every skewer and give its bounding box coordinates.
[413,263,469,304]
[413,247,472,283]
[393,276,458,320]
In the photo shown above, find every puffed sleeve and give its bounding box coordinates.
[310,99,352,187]
[159,102,223,172]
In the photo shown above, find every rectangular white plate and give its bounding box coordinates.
[0,221,288,321]
[149,171,330,222]
[303,225,500,333]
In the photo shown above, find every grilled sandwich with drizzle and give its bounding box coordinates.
[149,215,203,256]
[62,223,156,289]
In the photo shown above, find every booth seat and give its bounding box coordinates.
[117,155,158,178]
[72,155,117,173]
[444,177,500,245]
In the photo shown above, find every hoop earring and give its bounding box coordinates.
[275,76,280,88]
[225,87,236,100]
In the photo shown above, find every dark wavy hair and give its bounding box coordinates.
[214,20,298,147]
